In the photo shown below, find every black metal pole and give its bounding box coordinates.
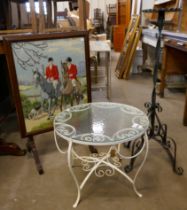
[124,8,183,175]
[150,10,165,137]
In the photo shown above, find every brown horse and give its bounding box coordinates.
[60,62,83,111]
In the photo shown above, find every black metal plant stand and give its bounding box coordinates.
[125,8,184,175]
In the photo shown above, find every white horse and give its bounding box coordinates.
[33,70,61,119]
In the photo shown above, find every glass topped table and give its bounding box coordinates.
[54,102,149,208]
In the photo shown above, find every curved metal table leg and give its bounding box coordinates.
[101,134,149,198]
[132,133,149,197]
[68,143,110,208]
[67,141,81,208]
[79,155,110,190]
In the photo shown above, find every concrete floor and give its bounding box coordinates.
[0,51,187,210]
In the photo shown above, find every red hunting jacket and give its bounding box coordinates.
[46,64,59,80]
[67,64,78,80]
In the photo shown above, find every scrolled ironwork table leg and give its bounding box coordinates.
[132,133,149,197]
[67,141,81,208]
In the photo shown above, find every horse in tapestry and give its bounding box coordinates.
[33,70,61,119]
[60,62,83,111]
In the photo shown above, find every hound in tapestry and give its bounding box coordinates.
[28,104,42,120]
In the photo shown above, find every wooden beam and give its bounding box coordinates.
[17,2,21,29]
[46,0,52,28]
[53,0,57,27]
[0,42,5,55]
[78,0,87,30]
[2,0,12,29]
[39,0,45,32]
[8,0,12,28]
[184,90,187,126]
[0,29,32,34]
[29,0,37,32]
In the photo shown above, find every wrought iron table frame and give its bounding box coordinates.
[54,102,149,208]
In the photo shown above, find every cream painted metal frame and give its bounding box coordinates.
[54,102,149,208]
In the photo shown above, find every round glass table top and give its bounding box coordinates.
[54,102,149,146]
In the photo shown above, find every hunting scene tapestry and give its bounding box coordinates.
[5,32,91,137]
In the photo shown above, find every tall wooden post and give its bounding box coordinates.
[184,90,187,126]
[8,0,12,28]
[2,0,12,29]
[78,0,87,30]
[29,0,37,32]
[17,2,21,29]
[46,0,52,28]
[53,0,57,27]
[39,0,45,32]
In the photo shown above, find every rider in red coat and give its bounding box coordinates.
[45,57,59,81]
[66,57,78,83]
[45,57,59,94]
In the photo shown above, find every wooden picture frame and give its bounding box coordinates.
[4,31,91,138]
[124,15,140,46]
[115,15,140,78]
[123,28,142,79]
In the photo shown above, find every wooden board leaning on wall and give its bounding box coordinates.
[115,15,141,79]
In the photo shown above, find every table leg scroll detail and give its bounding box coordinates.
[81,152,121,177]
[68,142,111,208]
[77,157,144,198]
[54,131,68,154]
[132,134,149,197]
[68,135,149,207]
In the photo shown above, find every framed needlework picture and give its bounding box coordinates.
[4,31,91,137]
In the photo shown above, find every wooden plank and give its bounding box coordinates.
[113,25,125,52]
[39,0,45,33]
[17,2,21,29]
[165,41,187,52]
[145,0,179,22]
[2,0,12,28]
[159,40,187,95]
[46,0,52,28]
[0,29,32,34]
[45,26,78,33]
[0,42,5,55]
[181,0,187,32]
[78,0,87,30]
[53,0,57,27]
[116,0,131,27]
[7,0,12,28]
[124,28,142,79]
[115,15,140,78]
[184,90,187,126]
[162,46,187,74]
[29,0,37,33]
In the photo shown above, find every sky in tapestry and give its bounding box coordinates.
[11,38,86,85]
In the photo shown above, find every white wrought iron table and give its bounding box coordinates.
[54,102,149,208]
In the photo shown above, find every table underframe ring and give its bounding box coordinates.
[55,133,149,208]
